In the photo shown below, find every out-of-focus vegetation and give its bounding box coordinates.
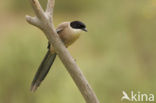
[10,0,97,13]
[0,0,156,103]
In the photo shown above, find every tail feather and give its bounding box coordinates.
[31,50,56,92]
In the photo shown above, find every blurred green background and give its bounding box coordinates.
[0,0,156,103]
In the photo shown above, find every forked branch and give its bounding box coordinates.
[26,0,100,103]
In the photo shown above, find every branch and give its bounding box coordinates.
[46,0,55,17]
[30,0,45,20]
[26,0,100,103]
[26,15,41,28]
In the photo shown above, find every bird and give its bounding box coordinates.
[31,21,87,92]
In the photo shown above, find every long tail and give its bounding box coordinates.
[31,50,56,92]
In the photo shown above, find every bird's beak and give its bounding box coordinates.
[82,28,88,32]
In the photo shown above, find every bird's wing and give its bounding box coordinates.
[56,22,69,34]
[56,27,64,33]
[47,22,67,49]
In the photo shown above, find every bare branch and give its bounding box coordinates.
[26,0,100,103]
[26,15,42,28]
[30,0,46,20]
[46,0,55,17]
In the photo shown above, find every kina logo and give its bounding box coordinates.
[121,91,154,102]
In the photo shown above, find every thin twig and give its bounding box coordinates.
[46,0,55,17]
[26,0,100,103]
[26,15,41,28]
